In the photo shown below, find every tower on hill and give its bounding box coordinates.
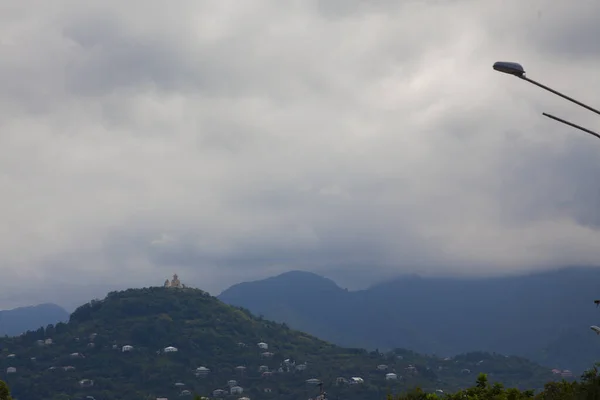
[164,273,185,289]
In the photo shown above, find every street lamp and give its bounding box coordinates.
[493,61,600,140]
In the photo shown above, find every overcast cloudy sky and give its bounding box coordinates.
[1,0,600,309]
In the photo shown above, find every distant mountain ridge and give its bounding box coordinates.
[0,303,70,337]
[218,267,600,373]
[0,287,555,400]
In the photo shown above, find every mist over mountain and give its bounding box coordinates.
[218,267,600,373]
[0,303,69,336]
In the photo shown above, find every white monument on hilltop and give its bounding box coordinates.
[164,273,185,288]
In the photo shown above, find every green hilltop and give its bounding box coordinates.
[0,286,559,400]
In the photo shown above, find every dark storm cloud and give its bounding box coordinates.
[1,0,600,309]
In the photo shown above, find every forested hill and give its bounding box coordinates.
[0,287,556,400]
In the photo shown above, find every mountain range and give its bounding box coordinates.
[0,304,69,337]
[218,267,600,374]
[0,286,556,400]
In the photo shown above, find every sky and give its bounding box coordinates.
[1,0,600,310]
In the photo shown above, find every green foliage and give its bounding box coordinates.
[0,287,557,400]
[390,367,600,400]
[0,380,12,400]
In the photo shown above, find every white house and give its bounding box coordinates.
[122,345,134,352]
[257,342,268,350]
[164,346,178,353]
[230,386,243,395]
[385,373,398,380]
[227,380,238,387]
[6,367,16,374]
[296,363,307,371]
[79,379,94,387]
[350,377,364,384]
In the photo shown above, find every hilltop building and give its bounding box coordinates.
[164,274,186,289]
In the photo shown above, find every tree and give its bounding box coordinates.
[0,380,12,400]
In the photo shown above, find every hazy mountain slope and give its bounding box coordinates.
[0,303,69,336]
[218,267,600,373]
[0,287,555,400]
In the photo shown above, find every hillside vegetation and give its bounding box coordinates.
[0,286,557,400]
[218,268,600,373]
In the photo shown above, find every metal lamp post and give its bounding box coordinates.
[492,61,600,140]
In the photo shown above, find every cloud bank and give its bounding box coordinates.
[1,0,600,307]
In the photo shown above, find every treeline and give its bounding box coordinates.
[391,365,600,400]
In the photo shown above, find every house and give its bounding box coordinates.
[230,386,243,395]
[79,379,94,388]
[122,345,134,352]
[385,373,398,380]
[180,390,192,396]
[258,365,269,373]
[405,365,417,373]
[195,366,210,377]
[377,364,388,371]
[45,338,53,345]
[175,383,185,387]
[306,378,321,385]
[235,366,246,372]
[6,367,16,374]
[296,363,307,371]
[164,346,178,353]
[350,377,364,384]
[257,342,268,350]
[212,389,226,397]
[261,352,274,358]
[336,377,348,385]
[228,380,238,387]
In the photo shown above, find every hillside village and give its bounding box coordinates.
[0,276,559,400]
